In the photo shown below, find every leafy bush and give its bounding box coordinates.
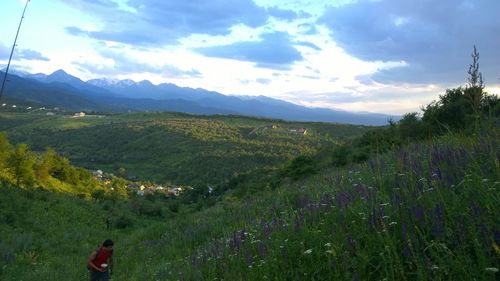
[283,156,318,180]
[91,189,106,201]
[331,145,350,167]
[113,215,134,229]
[168,201,180,213]
[131,199,165,217]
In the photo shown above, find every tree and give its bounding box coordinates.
[0,133,12,171]
[117,167,127,178]
[7,144,36,187]
[422,46,491,133]
[283,156,317,180]
[48,154,81,185]
[398,112,424,140]
[91,189,106,201]
[35,147,57,181]
[422,88,471,132]
[464,45,485,127]
[466,46,484,106]
[111,176,128,198]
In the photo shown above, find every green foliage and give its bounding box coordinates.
[2,126,498,281]
[398,112,425,140]
[6,144,36,187]
[422,87,474,132]
[2,112,366,187]
[0,132,12,170]
[330,145,351,167]
[283,156,318,180]
[167,200,180,213]
[321,47,499,171]
[130,198,166,217]
[112,215,134,229]
[421,47,497,134]
[0,135,113,198]
[91,189,106,201]
[34,147,57,181]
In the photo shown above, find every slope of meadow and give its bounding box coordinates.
[1,129,498,281]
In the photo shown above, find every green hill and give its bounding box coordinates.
[1,110,371,190]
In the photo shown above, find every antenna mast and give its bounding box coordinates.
[0,0,31,102]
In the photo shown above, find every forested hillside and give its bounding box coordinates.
[1,111,370,190]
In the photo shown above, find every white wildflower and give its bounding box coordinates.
[485,267,498,273]
[324,243,331,247]
[304,249,312,254]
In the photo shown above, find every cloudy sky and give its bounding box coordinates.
[1,0,499,114]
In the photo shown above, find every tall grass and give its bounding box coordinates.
[151,130,499,281]
[1,130,498,280]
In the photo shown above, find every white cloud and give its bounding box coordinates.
[2,0,497,115]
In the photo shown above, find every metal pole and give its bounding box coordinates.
[0,0,31,102]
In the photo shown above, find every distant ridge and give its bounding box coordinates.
[1,69,395,125]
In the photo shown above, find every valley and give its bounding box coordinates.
[0,108,371,192]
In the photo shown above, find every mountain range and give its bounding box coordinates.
[1,69,394,125]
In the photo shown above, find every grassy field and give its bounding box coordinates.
[1,128,498,280]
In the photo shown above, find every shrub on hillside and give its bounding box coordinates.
[6,144,36,187]
[113,215,134,229]
[168,201,180,213]
[283,156,318,180]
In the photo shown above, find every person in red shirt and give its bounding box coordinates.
[88,239,114,281]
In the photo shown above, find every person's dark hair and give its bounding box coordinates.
[102,239,114,247]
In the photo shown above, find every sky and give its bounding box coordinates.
[0,0,499,115]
